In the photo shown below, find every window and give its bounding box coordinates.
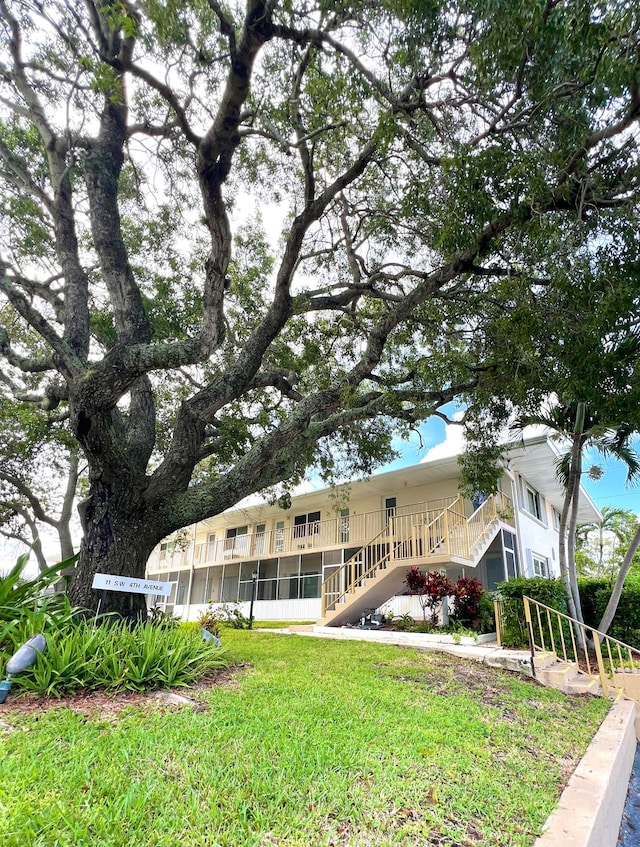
[221,562,240,601]
[523,482,545,523]
[226,525,248,539]
[531,552,549,578]
[159,540,175,561]
[502,530,518,578]
[384,497,397,525]
[293,511,321,540]
[191,568,209,604]
[224,526,249,557]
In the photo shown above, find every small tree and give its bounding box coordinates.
[450,577,485,627]
[405,567,452,625]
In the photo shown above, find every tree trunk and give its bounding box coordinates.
[597,523,640,638]
[566,430,585,625]
[69,481,160,619]
[58,449,79,564]
[558,476,579,620]
[557,432,584,649]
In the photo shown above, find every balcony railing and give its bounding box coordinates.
[148,496,462,571]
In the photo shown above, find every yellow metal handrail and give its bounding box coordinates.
[523,595,640,703]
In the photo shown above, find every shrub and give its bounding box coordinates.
[450,577,484,625]
[1,555,77,659]
[391,612,416,632]
[214,602,250,629]
[579,579,640,649]
[496,578,567,647]
[476,594,496,634]
[10,620,228,697]
[148,605,181,629]
[197,607,221,637]
[404,568,453,624]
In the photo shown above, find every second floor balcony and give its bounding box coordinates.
[149,496,470,572]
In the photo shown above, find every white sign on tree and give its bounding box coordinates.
[92,573,172,596]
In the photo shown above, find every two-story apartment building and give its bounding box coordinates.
[145,433,600,624]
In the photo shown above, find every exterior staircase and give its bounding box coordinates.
[530,652,605,697]
[319,493,512,626]
[504,596,640,705]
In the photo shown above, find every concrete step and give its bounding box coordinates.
[565,674,602,697]
[536,661,581,692]
[536,658,603,697]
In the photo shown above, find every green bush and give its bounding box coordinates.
[197,606,222,637]
[213,602,250,629]
[477,594,496,634]
[390,613,416,631]
[579,579,640,649]
[11,620,228,697]
[495,578,568,647]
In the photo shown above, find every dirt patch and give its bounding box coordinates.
[390,654,520,708]
[0,664,248,720]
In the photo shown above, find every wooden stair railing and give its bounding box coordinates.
[321,493,511,618]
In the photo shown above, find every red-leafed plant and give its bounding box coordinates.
[405,568,453,624]
[450,577,485,625]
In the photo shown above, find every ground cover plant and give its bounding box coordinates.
[8,619,228,696]
[0,555,75,660]
[0,631,609,846]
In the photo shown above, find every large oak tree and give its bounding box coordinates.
[0,0,639,615]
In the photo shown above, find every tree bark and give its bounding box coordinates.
[566,428,585,625]
[69,480,160,619]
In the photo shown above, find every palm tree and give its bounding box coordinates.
[576,506,634,578]
[598,521,640,637]
[515,403,640,633]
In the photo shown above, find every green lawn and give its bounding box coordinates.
[0,631,609,847]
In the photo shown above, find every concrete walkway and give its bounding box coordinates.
[276,625,638,847]
[288,624,535,673]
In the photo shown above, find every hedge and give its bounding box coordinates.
[579,579,640,649]
[495,578,568,648]
[496,577,640,650]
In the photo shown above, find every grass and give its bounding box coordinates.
[0,631,610,846]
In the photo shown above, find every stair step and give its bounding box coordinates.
[532,652,561,670]
[566,675,602,696]
[537,662,582,691]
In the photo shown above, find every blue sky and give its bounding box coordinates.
[581,445,640,515]
[379,410,640,518]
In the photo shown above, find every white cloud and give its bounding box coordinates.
[421,412,467,461]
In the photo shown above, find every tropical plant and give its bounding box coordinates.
[10,619,227,697]
[148,604,181,629]
[576,507,637,580]
[1,555,61,616]
[450,577,485,625]
[197,606,222,637]
[404,568,453,624]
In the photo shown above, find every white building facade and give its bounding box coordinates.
[145,434,600,624]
